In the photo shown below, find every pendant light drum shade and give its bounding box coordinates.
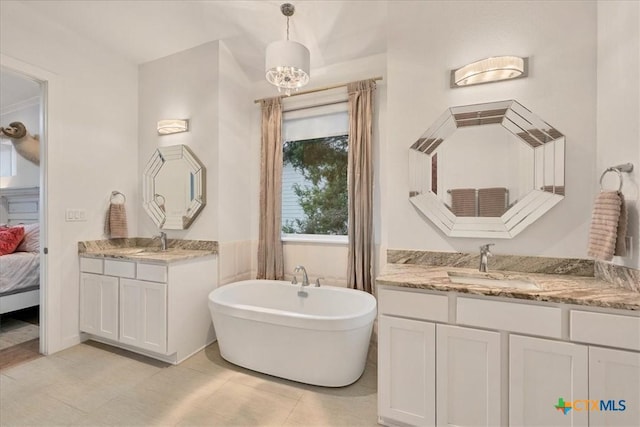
[265,40,310,94]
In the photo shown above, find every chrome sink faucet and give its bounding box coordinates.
[294,265,309,287]
[479,243,494,272]
[155,231,167,251]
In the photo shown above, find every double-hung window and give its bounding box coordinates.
[281,101,349,243]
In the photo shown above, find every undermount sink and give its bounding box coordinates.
[447,271,541,291]
[113,247,166,255]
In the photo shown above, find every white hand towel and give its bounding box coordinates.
[587,191,622,261]
[104,203,128,239]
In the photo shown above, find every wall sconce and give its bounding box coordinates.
[450,56,528,88]
[157,119,189,135]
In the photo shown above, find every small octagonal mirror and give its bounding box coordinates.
[409,100,565,238]
[143,145,206,229]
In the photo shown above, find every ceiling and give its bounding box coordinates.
[0,70,41,111]
[14,0,388,82]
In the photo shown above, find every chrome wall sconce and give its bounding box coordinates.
[157,119,189,135]
[451,56,528,88]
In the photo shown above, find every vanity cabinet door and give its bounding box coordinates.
[589,346,640,427]
[510,334,588,427]
[436,324,501,427]
[79,273,119,340]
[378,315,436,427]
[119,278,167,354]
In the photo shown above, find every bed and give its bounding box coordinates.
[0,187,40,315]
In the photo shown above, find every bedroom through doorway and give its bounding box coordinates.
[0,66,46,369]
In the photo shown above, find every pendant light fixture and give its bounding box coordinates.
[265,3,310,96]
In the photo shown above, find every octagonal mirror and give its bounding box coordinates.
[409,100,565,238]
[143,144,206,229]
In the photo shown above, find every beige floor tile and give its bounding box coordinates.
[41,375,135,413]
[298,386,378,422]
[230,369,307,401]
[1,339,379,426]
[198,380,299,425]
[122,364,229,409]
[1,391,87,426]
[284,399,379,426]
[71,395,177,427]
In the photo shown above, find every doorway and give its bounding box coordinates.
[0,61,48,364]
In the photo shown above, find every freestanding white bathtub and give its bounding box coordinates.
[208,279,377,387]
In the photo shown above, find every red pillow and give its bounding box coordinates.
[0,226,25,255]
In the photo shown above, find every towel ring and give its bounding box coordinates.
[110,191,126,204]
[599,168,623,192]
[599,163,634,192]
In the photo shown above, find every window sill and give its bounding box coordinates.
[281,234,348,245]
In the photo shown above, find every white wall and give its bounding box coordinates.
[217,41,253,284]
[0,2,139,353]
[0,102,40,188]
[597,0,640,269]
[138,42,219,241]
[384,0,597,259]
[138,41,254,286]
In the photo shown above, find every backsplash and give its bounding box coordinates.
[78,238,218,253]
[595,261,640,293]
[387,250,640,292]
[387,249,594,277]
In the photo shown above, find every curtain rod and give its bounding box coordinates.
[254,76,383,104]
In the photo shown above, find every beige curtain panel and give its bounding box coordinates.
[257,97,285,280]
[347,79,376,293]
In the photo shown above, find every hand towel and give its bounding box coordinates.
[478,187,508,217]
[104,202,128,239]
[450,188,477,217]
[587,191,622,261]
[614,193,628,257]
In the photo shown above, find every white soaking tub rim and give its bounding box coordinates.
[209,280,377,331]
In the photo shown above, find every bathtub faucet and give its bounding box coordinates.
[294,265,309,287]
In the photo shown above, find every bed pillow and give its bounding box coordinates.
[16,223,40,253]
[0,226,25,256]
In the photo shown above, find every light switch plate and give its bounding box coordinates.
[65,209,87,222]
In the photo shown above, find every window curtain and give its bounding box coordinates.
[347,79,376,293]
[257,97,284,280]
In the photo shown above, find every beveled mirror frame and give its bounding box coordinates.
[409,100,565,238]
[143,144,206,229]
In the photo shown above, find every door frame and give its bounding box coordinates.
[1,53,55,355]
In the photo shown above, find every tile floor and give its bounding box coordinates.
[0,340,378,426]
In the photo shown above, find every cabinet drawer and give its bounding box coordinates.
[378,288,448,322]
[80,257,103,274]
[104,259,136,278]
[570,310,640,351]
[458,298,561,338]
[136,263,167,283]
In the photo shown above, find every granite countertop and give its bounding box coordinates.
[376,264,640,311]
[78,238,218,264]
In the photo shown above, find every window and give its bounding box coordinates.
[282,102,349,242]
[0,143,16,177]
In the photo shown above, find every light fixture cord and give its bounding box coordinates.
[286,15,290,40]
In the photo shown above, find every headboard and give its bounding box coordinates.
[0,187,39,225]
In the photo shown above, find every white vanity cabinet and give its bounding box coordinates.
[509,335,588,427]
[377,285,640,427]
[79,255,217,364]
[436,324,501,427]
[79,271,119,340]
[378,315,436,426]
[119,278,167,353]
